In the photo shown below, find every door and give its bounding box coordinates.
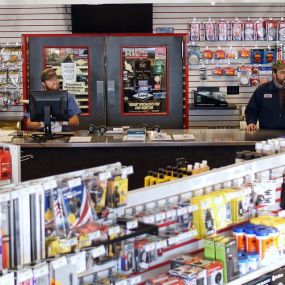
[105,35,184,128]
[27,35,106,129]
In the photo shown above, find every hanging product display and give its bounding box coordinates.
[204,18,216,41]
[278,18,285,41]
[231,18,243,41]
[267,18,278,41]
[244,18,255,41]
[216,19,229,41]
[0,45,22,111]
[122,47,167,114]
[188,18,201,42]
[255,18,267,41]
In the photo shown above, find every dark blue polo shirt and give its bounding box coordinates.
[245,81,285,129]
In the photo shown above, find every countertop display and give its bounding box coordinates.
[10,129,285,147]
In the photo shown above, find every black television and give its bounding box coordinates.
[71,4,153,33]
[29,90,69,138]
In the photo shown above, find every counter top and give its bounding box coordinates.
[10,129,285,148]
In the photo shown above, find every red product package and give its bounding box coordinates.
[244,18,255,41]
[267,18,278,41]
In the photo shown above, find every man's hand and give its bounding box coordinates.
[246,123,257,131]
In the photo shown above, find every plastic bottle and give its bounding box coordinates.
[243,152,254,161]
[262,144,274,156]
[170,172,179,180]
[1,147,12,180]
[156,173,166,184]
[192,162,201,175]
[200,160,210,172]
[256,229,270,259]
[178,173,184,179]
[144,170,154,187]
[150,172,159,186]
[233,226,246,251]
[0,147,3,179]
[245,227,257,253]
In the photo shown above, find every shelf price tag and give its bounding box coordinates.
[127,220,138,230]
[128,275,142,285]
[156,240,167,249]
[168,236,178,245]
[177,207,188,216]
[0,272,14,285]
[108,225,121,236]
[166,209,176,219]
[42,179,57,190]
[144,242,156,252]
[115,280,127,285]
[89,230,101,240]
[33,264,49,278]
[92,245,106,258]
[143,215,155,224]
[155,212,166,223]
[51,256,67,270]
[187,205,198,213]
[67,177,82,188]
[99,171,112,181]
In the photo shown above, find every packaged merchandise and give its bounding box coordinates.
[106,175,128,208]
[203,48,213,60]
[244,18,255,41]
[7,67,20,88]
[267,18,278,41]
[250,49,264,64]
[231,18,243,41]
[0,272,14,285]
[239,47,251,59]
[278,18,285,41]
[215,237,239,283]
[238,66,252,86]
[255,18,267,41]
[216,19,229,41]
[0,68,7,86]
[16,268,33,285]
[188,18,201,42]
[33,263,50,285]
[214,49,226,60]
[263,49,277,64]
[226,47,238,60]
[187,44,200,66]
[204,18,216,41]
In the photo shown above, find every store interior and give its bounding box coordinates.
[0,1,285,284]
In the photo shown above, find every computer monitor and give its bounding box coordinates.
[29,90,69,138]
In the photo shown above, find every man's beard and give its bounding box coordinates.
[273,77,285,89]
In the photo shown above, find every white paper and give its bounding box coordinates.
[69,136,92,143]
[172,134,195,141]
[61,62,76,83]
[149,132,172,141]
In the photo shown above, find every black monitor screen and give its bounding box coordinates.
[29,90,69,122]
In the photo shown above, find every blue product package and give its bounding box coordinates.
[250,49,264,64]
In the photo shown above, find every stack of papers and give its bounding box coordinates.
[123,135,145,141]
[0,130,15,142]
[172,134,196,141]
[69,136,92,143]
[149,132,172,141]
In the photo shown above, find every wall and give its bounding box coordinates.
[1,4,285,127]
[153,3,285,127]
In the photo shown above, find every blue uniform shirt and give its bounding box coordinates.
[245,81,285,129]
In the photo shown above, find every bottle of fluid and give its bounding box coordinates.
[1,148,12,180]
[144,170,154,187]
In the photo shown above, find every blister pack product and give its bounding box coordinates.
[189,18,201,42]
[231,18,243,41]
[278,18,285,41]
[7,67,20,88]
[238,66,252,87]
[204,18,216,41]
[84,175,107,215]
[255,18,266,41]
[60,178,93,230]
[187,45,200,67]
[106,176,128,208]
[216,19,229,41]
[244,18,255,41]
[267,18,278,41]
[0,68,7,86]
[33,263,50,285]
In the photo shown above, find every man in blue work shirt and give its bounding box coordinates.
[245,60,285,131]
[27,68,81,131]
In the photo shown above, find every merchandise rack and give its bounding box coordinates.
[116,151,285,284]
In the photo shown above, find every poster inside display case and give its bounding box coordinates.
[122,46,168,115]
[44,47,89,115]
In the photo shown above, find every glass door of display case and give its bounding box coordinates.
[25,36,105,129]
[105,35,184,128]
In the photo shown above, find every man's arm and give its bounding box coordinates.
[245,89,261,131]
[26,118,43,130]
[68,115,80,127]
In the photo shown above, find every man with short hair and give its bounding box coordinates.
[245,60,285,131]
[27,68,81,131]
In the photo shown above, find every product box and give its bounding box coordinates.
[119,242,135,272]
[215,237,239,283]
[146,274,170,285]
[188,258,223,285]
[204,235,224,260]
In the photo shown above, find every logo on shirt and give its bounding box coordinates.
[264,93,272,98]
